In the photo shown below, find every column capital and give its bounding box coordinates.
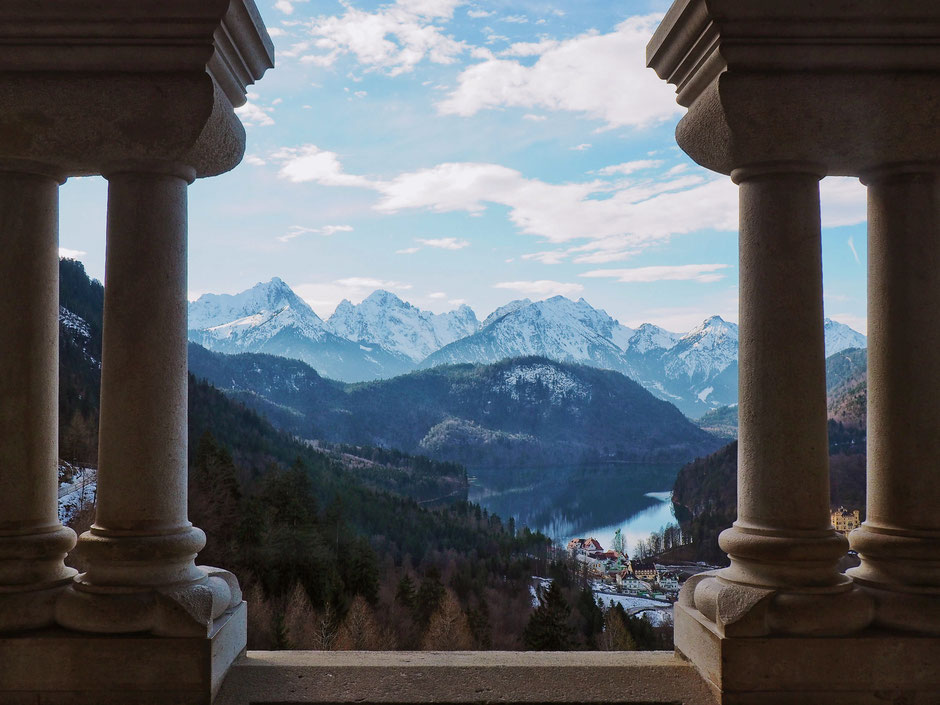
[859,161,940,185]
[0,0,274,179]
[648,1,940,176]
[731,161,827,184]
[102,160,197,185]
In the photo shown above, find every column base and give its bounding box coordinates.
[0,525,78,632]
[0,600,246,705]
[675,601,940,704]
[56,565,242,637]
[849,524,940,634]
[685,570,873,637]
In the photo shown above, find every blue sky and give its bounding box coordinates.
[58,0,869,333]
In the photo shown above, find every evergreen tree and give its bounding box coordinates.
[523,581,575,650]
[414,567,446,627]
[395,574,417,610]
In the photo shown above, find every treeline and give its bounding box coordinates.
[632,523,690,561]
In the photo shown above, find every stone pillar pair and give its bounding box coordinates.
[0,164,239,636]
[683,163,872,638]
[648,2,940,698]
[56,165,242,636]
[682,162,940,638]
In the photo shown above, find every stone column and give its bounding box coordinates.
[0,164,77,632]
[56,164,240,636]
[685,164,872,636]
[850,164,940,634]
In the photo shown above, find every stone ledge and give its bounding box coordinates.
[215,650,716,705]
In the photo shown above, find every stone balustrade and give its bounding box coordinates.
[1,0,939,702]
[0,2,273,702]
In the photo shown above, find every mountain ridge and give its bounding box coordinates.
[187,278,867,418]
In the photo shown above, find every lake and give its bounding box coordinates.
[467,463,682,556]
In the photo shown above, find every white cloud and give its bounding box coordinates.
[59,247,86,259]
[272,145,373,187]
[336,276,413,290]
[272,147,869,259]
[570,143,592,151]
[396,246,421,254]
[494,280,584,298]
[275,0,306,15]
[267,27,288,37]
[290,0,466,76]
[820,177,866,228]
[415,237,469,250]
[234,100,275,127]
[522,113,547,121]
[244,155,267,166]
[429,291,447,298]
[467,8,493,18]
[522,250,566,265]
[596,160,663,176]
[501,14,528,23]
[581,264,731,284]
[448,298,467,305]
[278,224,354,243]
[437,15,682,129]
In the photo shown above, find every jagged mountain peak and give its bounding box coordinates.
[824,317,867,356]
[328,290,479,362]
[626,323,680,355]
[482,298,532,329]
[189,277,323,332]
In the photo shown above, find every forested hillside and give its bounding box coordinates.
[671,420,867,564]
[188,344,722,466]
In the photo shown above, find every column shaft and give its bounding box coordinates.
[736,169,831,533]
[96,171,190,534]
[0,169,77,631]
[850,165,940,633]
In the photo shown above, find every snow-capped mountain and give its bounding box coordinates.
[420,296,635,374]
[328,290,479,362]
[625,323,680,356]
[188,279,413,382]
[186,277,867,420]
[664,316,739,383]
[825,317,867,356]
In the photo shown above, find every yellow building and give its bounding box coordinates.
[831,507,861,535]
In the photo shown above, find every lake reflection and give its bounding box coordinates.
[468,464,681,555]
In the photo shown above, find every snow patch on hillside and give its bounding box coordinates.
[498,363,591,404]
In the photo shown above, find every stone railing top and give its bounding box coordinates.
[0,0,274,107]
[648,0,940,107]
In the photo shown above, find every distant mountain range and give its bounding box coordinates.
[188,278,867,418]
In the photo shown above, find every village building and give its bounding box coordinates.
[831,507,861,535]
[629,560,658,582]
[616,570,652,594]
[656,572,680,592]
[565,537,602,557]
